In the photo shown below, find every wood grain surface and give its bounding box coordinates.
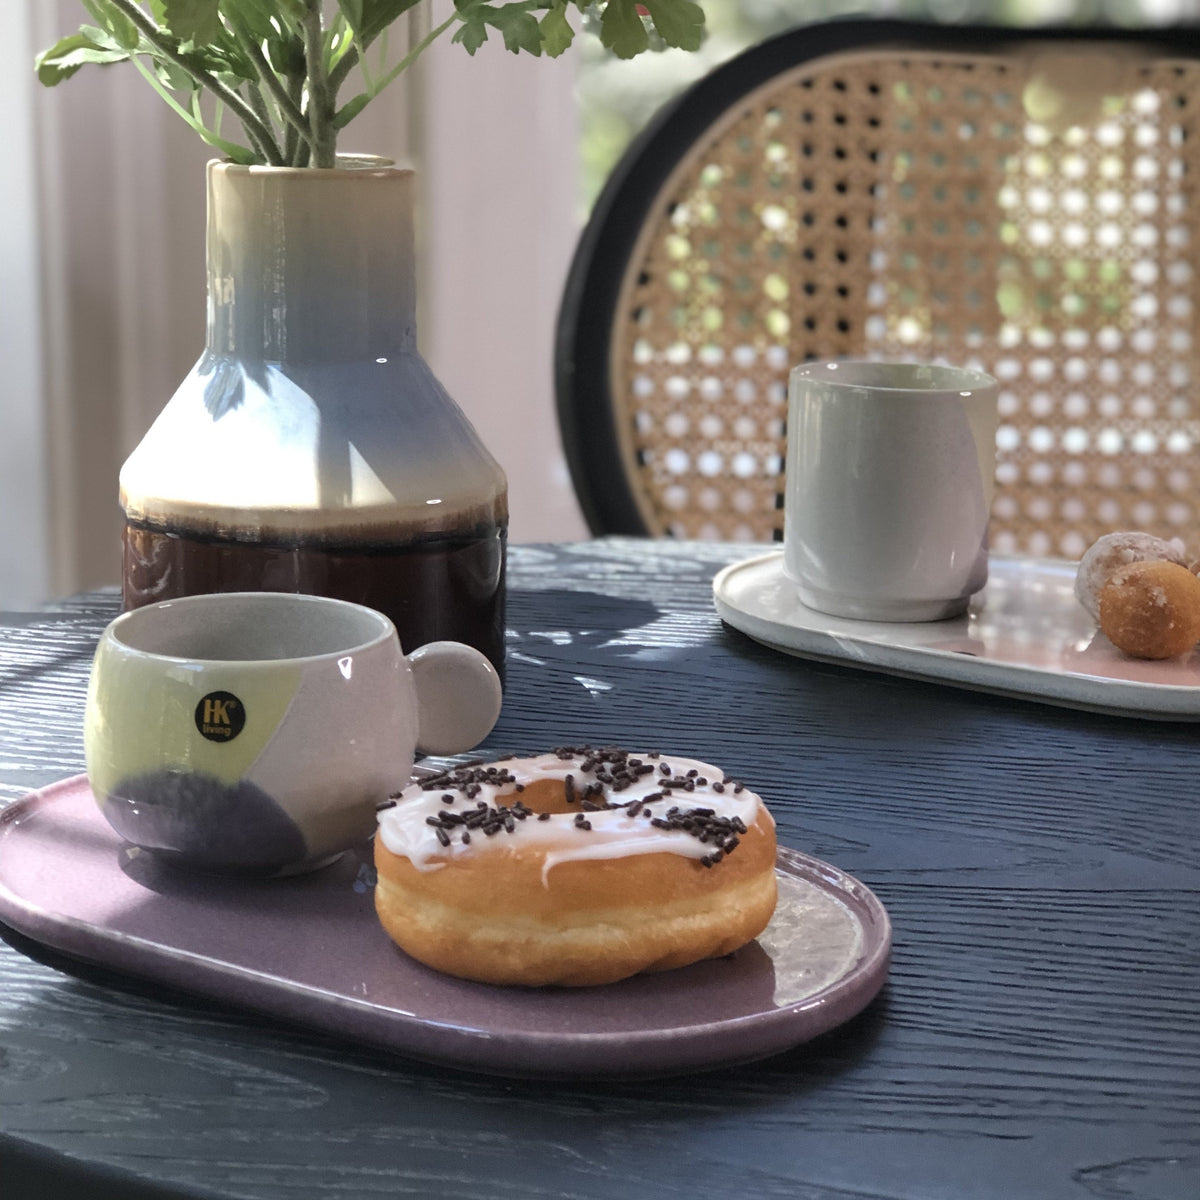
[1,540,1197,1200]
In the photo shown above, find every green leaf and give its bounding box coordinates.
[155,56,198,91]
[337,0,365,33]
[451,0,545,56]
[35,33,129,85]
[159,0,222,46]
[451,2,490,55]
[451,22,487,55]
[600,0,648,60]
[195,125,259,161]
[490,4,542,55]
[538,3,575,57]
[338,0,424,47]
[324,12,355,72]
[77,20,126,50]
[265,32,306,77]
[333,92,371,127]
[81,0,139,49]
[643,0,704,51]
[221,0,286,41]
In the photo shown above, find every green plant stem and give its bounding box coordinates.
[331,12,459,126]
[129,54,254,162]
[301,0,336,168]
[229,18,312,152]
[207,92,265,162]
[246,79,272,133]
[284,72,304,165]
[240,88,276,163]
[108,0,284,164]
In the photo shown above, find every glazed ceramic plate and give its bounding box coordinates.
[0,776,891,1079]
[714,552,1200,720]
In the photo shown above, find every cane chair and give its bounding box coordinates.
[555,19,1200,559]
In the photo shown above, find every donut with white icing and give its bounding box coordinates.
[373,747,778,987]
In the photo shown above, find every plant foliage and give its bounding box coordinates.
[37,0,706,166]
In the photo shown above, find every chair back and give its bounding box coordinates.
[556,20,1200,559]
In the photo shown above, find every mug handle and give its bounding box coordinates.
[408,641,503,755]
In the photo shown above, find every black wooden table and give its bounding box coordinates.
[1,540,1197,1200]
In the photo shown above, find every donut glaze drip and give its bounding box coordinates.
[376,748,772,881]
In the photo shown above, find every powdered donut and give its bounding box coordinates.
[1098,560,1200,660]
[373,747,778,987]
[1075,532,1189,621]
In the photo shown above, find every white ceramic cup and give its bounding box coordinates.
[84,592,502,875]
[783,360,1000,622]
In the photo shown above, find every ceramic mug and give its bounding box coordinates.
[784,360,1000,622]
[84,592,502,875]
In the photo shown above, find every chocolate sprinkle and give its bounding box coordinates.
[405,746,756,860]
[647,806,747,859]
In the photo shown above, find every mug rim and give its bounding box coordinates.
[106,591,398,666]
[790,358,997,397]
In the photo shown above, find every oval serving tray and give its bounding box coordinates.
[715,551,1200,720]
[0,775,890,1080]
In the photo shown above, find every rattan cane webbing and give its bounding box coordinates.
[611,45,1200,556]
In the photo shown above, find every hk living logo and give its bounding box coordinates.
[195,691,246,742]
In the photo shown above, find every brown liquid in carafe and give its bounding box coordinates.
[122,518,507,678]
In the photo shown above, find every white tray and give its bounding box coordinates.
[713,552,1200,720]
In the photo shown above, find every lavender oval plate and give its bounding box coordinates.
[0,776,891,1079]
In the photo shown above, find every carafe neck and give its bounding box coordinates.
[205,157,417,362]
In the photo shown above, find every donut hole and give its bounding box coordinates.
[1099,560,1200,659]
[497,778,574,815]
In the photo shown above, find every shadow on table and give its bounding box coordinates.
[506,588,669,653]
